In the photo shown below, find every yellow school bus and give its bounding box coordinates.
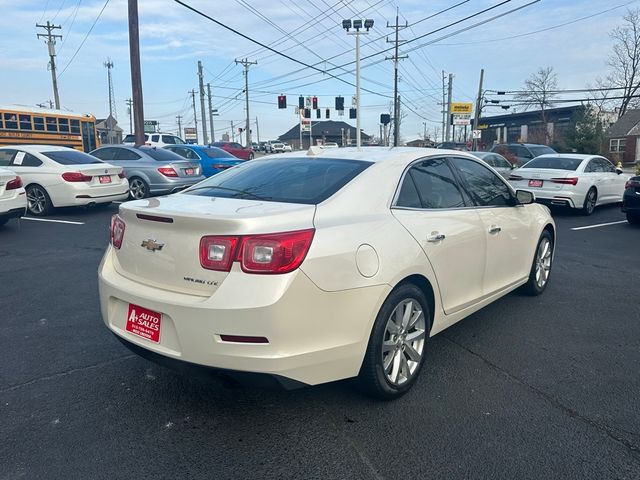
[0,105,100,152]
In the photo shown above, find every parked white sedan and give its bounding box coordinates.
[0,167,26,226]
[99,147,555,399]
[508,154,628,215]
[0,145,129,215]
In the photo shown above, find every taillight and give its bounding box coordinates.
[110,214,126,249]
[551,177,579,185]
[625,179,640,189]
[62,172,92,182]
[508,174,523,181]
[198,229,315,274]
[6,176,22,190]
[241,229,315,274]
[200,236,240,271]
[118,170,126,179]
[212,164,229,170]
[158,167,178,177]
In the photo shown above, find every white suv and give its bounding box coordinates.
[270,142,285,153]
[123,134,186,148]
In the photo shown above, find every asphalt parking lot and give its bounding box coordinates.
[1,202,639,480]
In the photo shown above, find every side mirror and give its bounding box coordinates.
[516,189,535,205]
[616,167,623,175]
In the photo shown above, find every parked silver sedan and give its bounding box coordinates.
[90,146,205,199]
[470,151,515,178]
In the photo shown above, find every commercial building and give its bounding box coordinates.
[278,120,371,150]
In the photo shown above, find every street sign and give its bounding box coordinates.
[143,120,158,134]
[451,102,473,114]
[472,129,481,139]
[301,120,311,132]
[452,114,471,126]
[183,127,197,140]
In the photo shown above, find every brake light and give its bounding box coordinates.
[508,174,523,181]
[551,177,579,185]
[118,170,126,179]
[6,176,22,190]
[157,167,178,177]
[212,164,229,170]
[110,214,126,249]
[200,236,240,271]
[199,229,315,274]
[62,172,92,182]
[625,179,640,189]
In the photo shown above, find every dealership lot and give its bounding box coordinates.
[1,203,639,479]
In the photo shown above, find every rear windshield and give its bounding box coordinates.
[528,145,556,157]
[522,157,582,170]
[184,157,371,204]
[42,150,103,165]
[202,147,234,159]
[140,147,184,161]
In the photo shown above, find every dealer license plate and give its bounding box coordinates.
[528,179,543,187]
[126,303,161,343]
[99,175,112,184]
[185,168,194,175]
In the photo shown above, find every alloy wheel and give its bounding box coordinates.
[535,237,552,288]
[129,178,146,199]
[381,298,426,386]
[27,187,47,214]
[585,190,596,214]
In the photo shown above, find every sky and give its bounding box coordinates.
[0,0,636,143]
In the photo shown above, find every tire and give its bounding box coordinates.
[128,177,149,200]
[520,230,554,296]
[627,211,640,225]
[26,184,54,216]
[248,153,254,160]
[357,283,430,400]
[581,187,597,215]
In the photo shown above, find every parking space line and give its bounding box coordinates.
[21,217,85,225]
[571,220,627,231]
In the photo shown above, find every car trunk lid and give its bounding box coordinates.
[510,168,577,191]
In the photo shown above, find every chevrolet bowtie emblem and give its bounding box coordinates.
[141,238,164,252]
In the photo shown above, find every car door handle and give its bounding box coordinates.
[427,233,446,243]
[489,225,502,234]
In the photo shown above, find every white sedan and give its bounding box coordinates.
[99,147,555,399]
[0,167,27,226]
[0,145,129,216]
[508,154,628,215]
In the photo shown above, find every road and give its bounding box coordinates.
[1,202,639,479]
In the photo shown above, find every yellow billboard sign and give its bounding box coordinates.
[451,102,473,113]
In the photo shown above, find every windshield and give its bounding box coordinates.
[42,150,103,165]
[202,147,234,159]
[184,157,371,205]
[528,145,556,157]
[522,156,583,170]
[140,147,184,162]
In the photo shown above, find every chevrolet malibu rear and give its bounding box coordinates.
[99,149,555,398]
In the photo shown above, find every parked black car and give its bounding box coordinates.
[622,175,640,225]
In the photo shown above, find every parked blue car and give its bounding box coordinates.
[163,145,245,177]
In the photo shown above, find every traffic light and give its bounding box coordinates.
[304,108,311,118]
[349,108,357,119]
[298,96,305,109]
[277,95,287,109]
[312,96,318,110]
[316,109,321,119]
[238,127,243,133]
[325,108,330,119]
[380,114,390,125]
[335,96,344,111]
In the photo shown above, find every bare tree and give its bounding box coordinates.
[607,8,640,118]
[516,66,558,144]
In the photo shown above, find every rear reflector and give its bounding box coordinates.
[62,171,92,182]
[110,214,126,249]
[212,164,230,170]
[136,213,174,223]
[157,167,178,177]
[6,176,22,190]
[219,335,269,344]
[551,177,578,185]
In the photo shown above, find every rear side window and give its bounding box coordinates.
[13,152,43,167]
[529,145,556,157]
[162,135,176,144]
[398,158,466,209]
[451,157,514,207]
[522,157,582,170]
[141,148,183,162]
[114,149,142,161]
[41,150,103,165]
[0,149,16,166]
[91,148,118,161]
[151,135,160,142]
[185,157,371,204]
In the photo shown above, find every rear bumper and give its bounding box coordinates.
[49,180,130,206]
[98,246,389,386]
[0,206,26,221]
[622,191,640,212]
[0,191,27,218]
[149,176,205,195]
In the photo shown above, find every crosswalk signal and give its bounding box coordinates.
[298,96,305,109]
[277,95,287,109]
[316,109,321,119]
[335,96,344,111]
[304,108,311,119]
[312,96,318,110]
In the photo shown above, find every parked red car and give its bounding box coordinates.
[211,142,254,160]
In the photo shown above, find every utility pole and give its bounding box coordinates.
[472,68,485,150]
[176,115,182,138]
[255,116,260,144]
[445,73,453,143]
[386,9,408,147]
[423,122,427,140]
[127,0,145,146]
[230,121,235,142]
[103,58,116,143]
[189,89,199,143]
[207,83,215,143]
[197,61,208,144]
[125,98,133,134]
[36,21,62,109]
[235,58,257,147]
[441,71,446,143]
